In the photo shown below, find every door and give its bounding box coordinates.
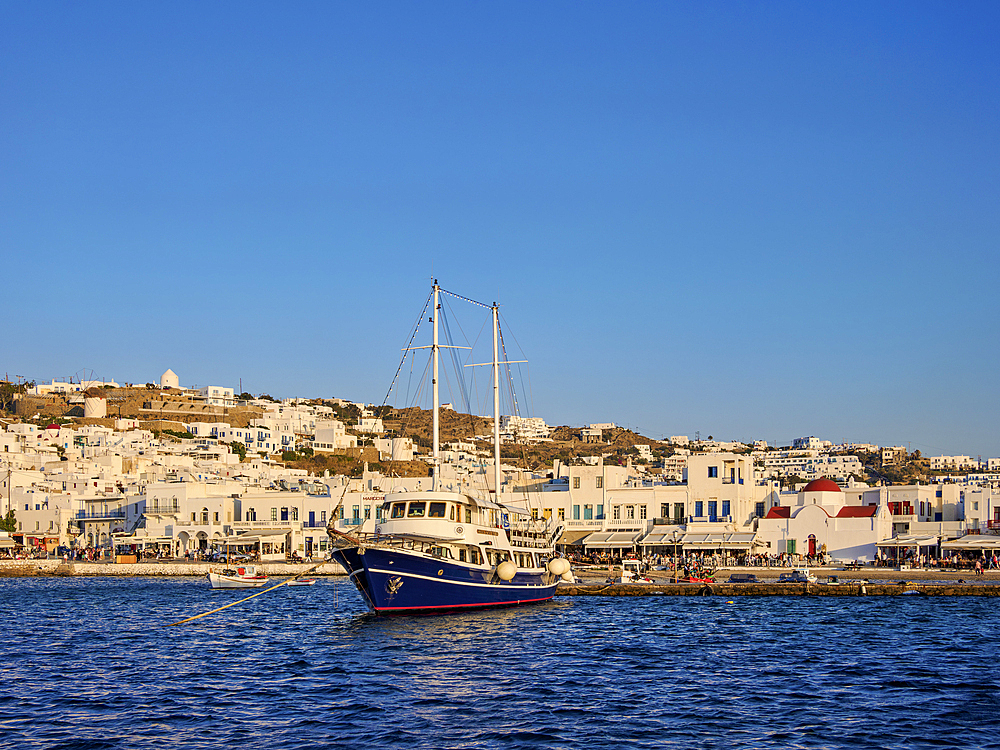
[807,535,817,557]
[308,511,315,528]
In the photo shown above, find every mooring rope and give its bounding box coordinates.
[166,562,325,627]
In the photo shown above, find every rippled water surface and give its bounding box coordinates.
[2,577,999,749]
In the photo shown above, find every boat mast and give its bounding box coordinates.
[492,302,501,498]
[432,281,440,491]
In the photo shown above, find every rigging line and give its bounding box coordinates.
[380,290,433,412]
[439,287,490,309]
[498,325,520,419]
[440,294,474,354]
[438,302,472,413]
[165,562,325,627]
[496,313,530,416]
[445,299,476,412]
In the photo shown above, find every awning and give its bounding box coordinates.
[0,538,14,549]
[582,531,642,549]
[558,530,593,546]
[113,534,173,545]
[941,535,1000,551]
[681,532,763,550]
[877,535,939,547]
[222,529,291,543]
[639,526,685,546]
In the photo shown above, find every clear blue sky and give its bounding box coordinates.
[3,2,998,457]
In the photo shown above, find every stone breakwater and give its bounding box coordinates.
[0,560,347,577]
[556,582,1000,596]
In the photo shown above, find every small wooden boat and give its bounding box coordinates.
[207,565,269,589]
[287,577,317,586]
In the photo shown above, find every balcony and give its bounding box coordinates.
[76,509,126,520]
[987,521,1000,531]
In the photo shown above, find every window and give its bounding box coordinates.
[531,508,538,521]
[558,508,565,521]
[352,505,360,520]
[469,547,483,565]
[708,466,718,478]
[708,501,717,521]
[583,504,593,520]
[613,505,621,520]
[320,510,327,525]
[214,512,220,524]
[291,507,299,521]
[674,503,684,520]
[573,477,580,489]
[428,502,447,518]
[280,507,289,522]
[596,476,603,489]
[639,505,647,520]
[247,508,256,522]
[596,504,604,520]
[573,505,580,520]
[271,508,278,521]
[721,500,730,518]
[408,502,426,517]
[465,507,472,524]
[661,504,669,518]
[451,505,457,521]
[755,502,765,518]
[458,548,467,562]
[626,505,635,520]
[391,503,406,518]
[543,508,552,520]
[695,501,703,517]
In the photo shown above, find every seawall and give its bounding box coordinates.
[555,582,1000,597]
[0,560,347,577]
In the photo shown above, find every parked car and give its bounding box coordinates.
[727,573,759,583]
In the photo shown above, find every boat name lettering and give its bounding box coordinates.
[477,529,499,536]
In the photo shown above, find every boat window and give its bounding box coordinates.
[458,548,467,562]
[465,507,472,524]
[490,550,510,565]
[469,546,483,565]
[430,546,453,559]
[449,504,456,521]
[407,502,426,517]
[428,502,446,518]
[390,503,406,519]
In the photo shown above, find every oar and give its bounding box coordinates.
[166,562,324,627]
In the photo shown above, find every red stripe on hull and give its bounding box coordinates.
[374,595,554,613]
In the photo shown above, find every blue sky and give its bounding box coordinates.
[3,2,998,457]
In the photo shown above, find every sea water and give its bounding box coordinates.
[1,576,997,749]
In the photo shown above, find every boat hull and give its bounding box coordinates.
[207,572,270,589]
[331,546,558,614]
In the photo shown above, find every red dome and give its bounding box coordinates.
[803,478,841,493]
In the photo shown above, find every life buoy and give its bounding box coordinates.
[698,585,714,596]
[455,525,464,535]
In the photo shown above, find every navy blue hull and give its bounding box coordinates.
[331,546,558,613]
